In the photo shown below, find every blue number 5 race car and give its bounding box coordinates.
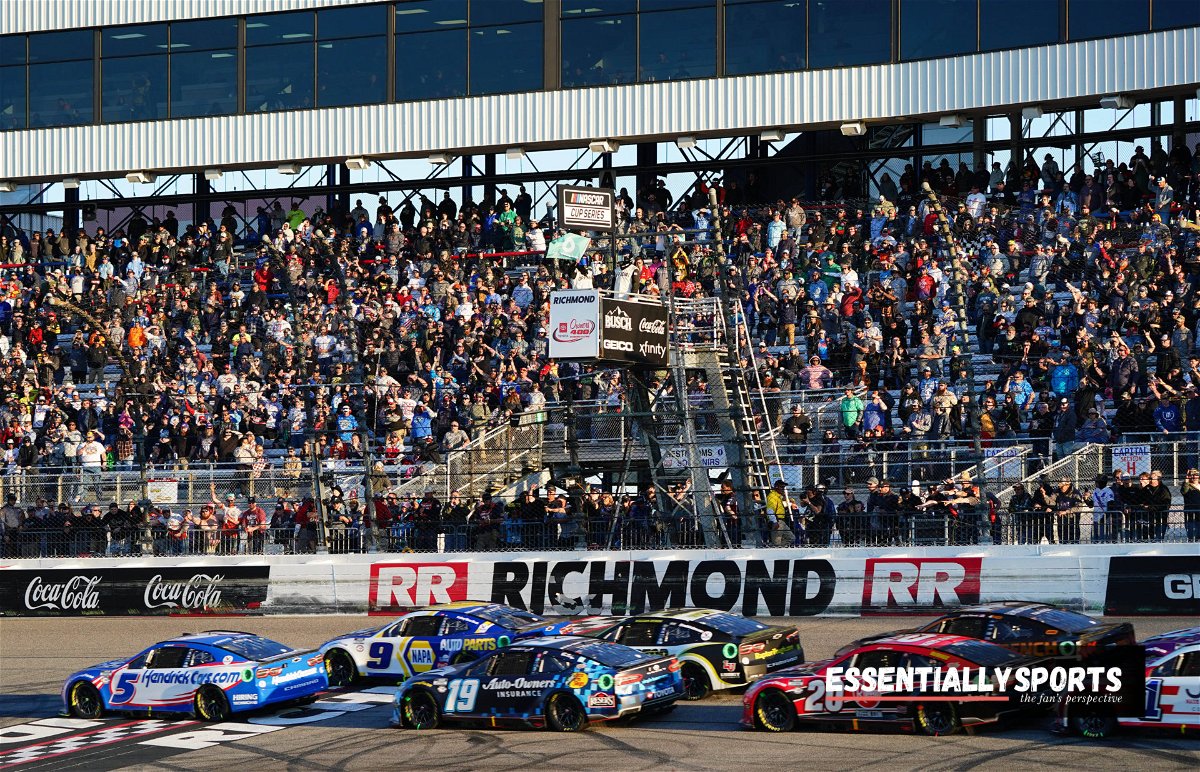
[63,631,329,721]
[393,636,683,731]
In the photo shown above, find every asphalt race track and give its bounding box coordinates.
[1,615,1196,771]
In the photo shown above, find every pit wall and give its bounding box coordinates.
[2,544,1197,618]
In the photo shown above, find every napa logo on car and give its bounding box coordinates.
[407,641,436,672]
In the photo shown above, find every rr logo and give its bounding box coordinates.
[369,562,469,611]
[860,558,982,613]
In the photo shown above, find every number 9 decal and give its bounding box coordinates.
[366,641,394,670]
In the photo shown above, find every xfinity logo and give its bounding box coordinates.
[24,575,101,611]
[144,574,225,610]
[639,341,667,360]
[603,306,632,331]
[638,318,667,335]
[1164,574,1200,599]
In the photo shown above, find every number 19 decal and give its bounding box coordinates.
[445,678,480,713]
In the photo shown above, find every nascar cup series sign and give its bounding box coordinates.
[557,185,615,231]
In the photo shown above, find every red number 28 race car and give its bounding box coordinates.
[743,633,1040,736]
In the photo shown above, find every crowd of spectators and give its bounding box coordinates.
[0,137,1199,556]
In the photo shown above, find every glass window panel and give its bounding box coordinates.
[28,30,93,63]
[396,29,467,100]
[808,0,891,69]
[0,35,25,67]
[101,54,167,122]
[0,64,26,130]
[246,11,314,45]
[470,22,543,95]
[170,49,237,118]
[639,8,715,82]
[562,0,636,15]
[170,18,239,52]
[471,0,543,27]
[318,5,389,40]
[245,42,314,112]
[640,0,712,10]
[103,24,168,57]
[1067,0,1149,40]
[1152,0,1200,29]
[900,0,976,60]
[725,0,806,76]
[562,14,636,86]
[980,0,1060,50]
[317,36,387,107]
[395,0,468,33]
[28,60,93,127]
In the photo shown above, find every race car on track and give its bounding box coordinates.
[321,601,575,686]
[559,608,803,700]
[1058,626,1200,738]
[837,602,1136,659]
[62,631,328,721]
[392,636,683,731]
[744,633,1039,735]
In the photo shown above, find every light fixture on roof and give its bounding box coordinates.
[1021,106,1044,120]
[202,168,223,181]
[0,180,16,192]
[427,152,453,164]
[675,135,697,149]
[1099,94,1136,109]
[759,128,785,142]
[62,178,80,189]
[276,163,301,175]
[588,139,619,153]
[345,157,371,171]
[839,122,866,137]
[125,171,156,184]
[939,114,967,128]
[505,147,526,160]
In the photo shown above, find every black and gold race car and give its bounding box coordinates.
[559,608,803,700]
[836,602,1136,659]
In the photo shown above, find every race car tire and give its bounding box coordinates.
[400,689,441,730]
[1072,713,1118,739]
[681,663,712,701]
[915,702,961,736]
[68,681,104,719]
[324,649,358,688]
[754,689,796,733]
[546,693,587,732]
[194,686,231,722]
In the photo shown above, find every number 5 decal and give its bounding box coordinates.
[111,672,138,705]
[444,679,479,713]
[802,681,844,714]
[366,641,394,671]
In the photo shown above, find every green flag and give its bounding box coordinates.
[545,232,592,261]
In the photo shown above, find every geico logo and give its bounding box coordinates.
[1164,573,1200,599]
[588,692,616,708]
[463,638,496,651]
[483,677,556,690]
[603,339,633,351]
[270,667,318,686]
[409,648,435,665]
[142,670,242,686]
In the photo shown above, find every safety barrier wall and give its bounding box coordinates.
[2,544,1196,618]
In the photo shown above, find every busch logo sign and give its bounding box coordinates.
[860,558,982,613]
[23,575,101,611]
[144,573,226,610]
[369,562,469,612]
[603,305,632,332]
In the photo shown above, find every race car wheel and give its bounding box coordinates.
[69,681,104,719]
[681,663,711,701]
[325,649,358,688]
[194,686,231,722]
[1072,713,1117,739]
[915,702,961,736]
[754,689,796,733]
[546,693,587,732]
[400,690,441,730]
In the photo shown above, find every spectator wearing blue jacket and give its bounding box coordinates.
[1154,396,1182,433]
[1050,359,1079,397]
[410,404,435,443]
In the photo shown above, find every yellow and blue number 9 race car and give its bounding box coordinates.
[319,602,575,685]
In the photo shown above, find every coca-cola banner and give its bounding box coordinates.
[0,567,271,617]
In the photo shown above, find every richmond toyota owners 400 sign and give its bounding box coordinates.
[548,289,600,359]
